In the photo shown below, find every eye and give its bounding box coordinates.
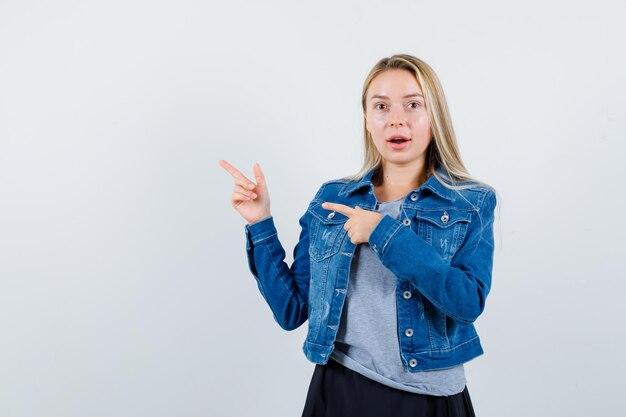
[408,102,421,109]
[374,103,386,110]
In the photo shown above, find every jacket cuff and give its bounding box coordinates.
[368,214,403,255]
[244,216,276,250]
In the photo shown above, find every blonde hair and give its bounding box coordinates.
[343,54,494,194]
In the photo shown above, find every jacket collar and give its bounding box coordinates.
[339,165,455,201]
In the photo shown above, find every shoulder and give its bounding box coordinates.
[302,177,352,223]
[444,179,496,212]
[461,186,496,207]
[310,177,352,202]
[452,186,497,232]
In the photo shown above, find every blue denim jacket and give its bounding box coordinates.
[244,165,497,371]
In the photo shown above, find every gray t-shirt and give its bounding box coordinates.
[329,197,467,396]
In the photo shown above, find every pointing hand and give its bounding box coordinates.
[219,159,272,225]
[321,202,383,245]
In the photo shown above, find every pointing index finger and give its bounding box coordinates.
[219,160,256,189]
[321,202,354,217]
[218,159,245,179]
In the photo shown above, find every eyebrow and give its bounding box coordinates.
[369,93,424,101]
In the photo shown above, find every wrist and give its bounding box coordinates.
[248,214,272,225]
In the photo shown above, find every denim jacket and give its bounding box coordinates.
[244,165,497,371]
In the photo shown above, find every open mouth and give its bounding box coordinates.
[387,135,411,143]
[386,135,411,150]
[389,138,409,143]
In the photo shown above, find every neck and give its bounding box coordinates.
[375,160,429,189]
[372,160,430,202]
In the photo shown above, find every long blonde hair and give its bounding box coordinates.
[343,54,494,193]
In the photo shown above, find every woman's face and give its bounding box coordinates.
[364,69,432,167]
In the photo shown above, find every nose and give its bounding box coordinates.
[389,107,406,127]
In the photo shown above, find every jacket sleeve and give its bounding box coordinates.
[368,189,497,324]
[243,187,321,331]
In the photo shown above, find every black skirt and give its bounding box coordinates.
[301,358,476,417]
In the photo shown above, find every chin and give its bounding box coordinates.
[385,155,424,166]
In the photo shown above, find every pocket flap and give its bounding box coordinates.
[414,209,472,228]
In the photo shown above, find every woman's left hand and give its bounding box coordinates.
[321,202,383,245]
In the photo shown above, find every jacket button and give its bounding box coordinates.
[402,218,411,226]
[402,290,412,299]
[409,358,418,367]
[327,211,335,219]
[441,211,449,223]
[410,193,419,201]
[405,328,414,337]
[372,244,378,253]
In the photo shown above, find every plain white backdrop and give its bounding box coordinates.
[1,1,625,416]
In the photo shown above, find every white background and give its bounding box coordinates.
[1,1,625,416]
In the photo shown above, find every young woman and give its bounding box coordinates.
[219,54,497,417]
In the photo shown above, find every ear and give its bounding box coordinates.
[363,113,370,134]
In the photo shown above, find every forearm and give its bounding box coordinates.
[245,216,309,330]
[368,200,495,324]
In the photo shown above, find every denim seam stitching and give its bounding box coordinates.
[380,219,402,256]
[409,334,480,355]
[252,232,277,245]
[317,261,329,343]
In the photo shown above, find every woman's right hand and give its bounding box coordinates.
[219,160,272,225]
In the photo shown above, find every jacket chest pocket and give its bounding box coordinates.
[307,203,348,261]
[413,209,472,261]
